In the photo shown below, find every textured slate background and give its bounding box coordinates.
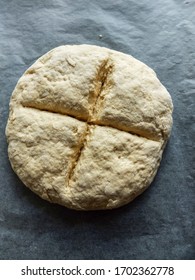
[0,0,194,259]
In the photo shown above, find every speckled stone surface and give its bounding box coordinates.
[0,0,194,259]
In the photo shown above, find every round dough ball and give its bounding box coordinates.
[6,45,173,210]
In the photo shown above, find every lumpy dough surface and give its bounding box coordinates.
[6,44,173,210]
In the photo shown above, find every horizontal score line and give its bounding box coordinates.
[19,104,161,142]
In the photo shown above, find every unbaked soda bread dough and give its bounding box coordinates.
[6,45,173,210]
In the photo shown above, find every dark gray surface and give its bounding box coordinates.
[0,0,194,260]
